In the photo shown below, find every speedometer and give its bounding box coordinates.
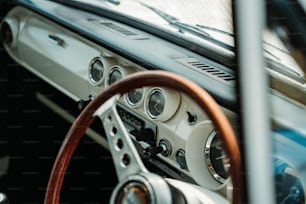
[205,131,230,184]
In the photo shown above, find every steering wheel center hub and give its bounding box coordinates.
[116,181,151,204]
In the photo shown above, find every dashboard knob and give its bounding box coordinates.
[77,95,95,110]
[144,145,164,158]
[176,149,187,169]
[159,139,172,157]
[187,111,197,125]
[143,139,172,158]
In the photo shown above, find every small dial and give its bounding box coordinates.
[147,89,165,119]
[205,131,230,184]
[108,67,123,86]
[126,88,143,107]
[89,57,105,85]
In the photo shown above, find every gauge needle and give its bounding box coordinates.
[154,100,160,111]
[215,155,226,160]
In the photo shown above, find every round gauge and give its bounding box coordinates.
[108,67,123,86]
[126,88,144,107]
[186,122,228,190]
[144,88,180,121]
[147,89,165,119]
[205,131,230,184]
[89,57,105,85]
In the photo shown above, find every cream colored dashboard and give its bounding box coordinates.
[1,5,237,196]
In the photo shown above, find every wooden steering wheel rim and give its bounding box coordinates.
[44,70,241,204]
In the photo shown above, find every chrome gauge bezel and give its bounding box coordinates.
[106,66,123,87]
[205,131,229,184]
[125,88,144,107]
[88,57,105,85]
[144,87,181,122]
[146,88,165,119]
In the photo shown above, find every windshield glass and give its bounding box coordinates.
[73,0,234,44]
[72,0,304,78]
[73,0,232,30]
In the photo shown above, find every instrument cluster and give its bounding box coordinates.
[88,56,181,122]
[87,56,235,192]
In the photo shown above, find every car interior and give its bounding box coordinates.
[0,0,306,203]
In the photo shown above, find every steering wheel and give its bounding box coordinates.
[44,70,241,204]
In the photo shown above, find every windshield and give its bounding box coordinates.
[71,0,304,78]
[73,0,233,31]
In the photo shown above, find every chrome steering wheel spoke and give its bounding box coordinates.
[93,94,148,181]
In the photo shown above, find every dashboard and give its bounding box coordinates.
[1,2,238,195]
[1,0,306,203]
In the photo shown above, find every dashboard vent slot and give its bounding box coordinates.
[89,19,149,40]
[100,22,137,36]
[175,58,235,84]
